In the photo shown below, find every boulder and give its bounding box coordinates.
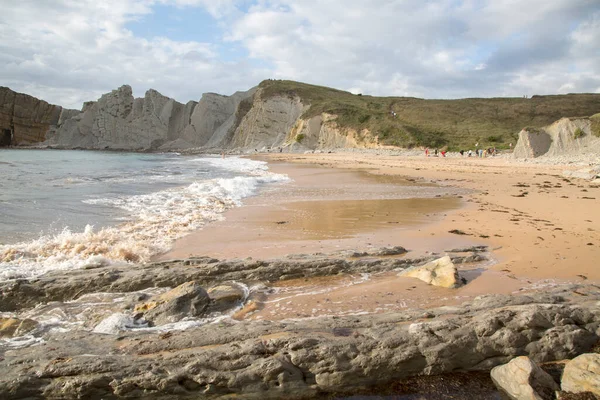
[207,283,247,312]
[491,356,559,400]
[398,256,461,288]
[135,281,210,325]
[562,354,600,396]
[0,317,38,338]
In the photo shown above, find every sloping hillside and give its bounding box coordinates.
[258,80,600,150]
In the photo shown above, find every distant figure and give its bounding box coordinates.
[221,152,224,159]
[509,143,513,149]
[425,148,429,157]
[434,149,438,156]
[441,150,446,157]
[468,150,473,157]
[279,147,283,153]
[459,150,464,156]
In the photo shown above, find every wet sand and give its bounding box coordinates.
[160,154,600,321]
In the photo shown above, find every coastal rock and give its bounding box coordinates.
[135,281,210,325]
[229,91,305,150]
[207,283,247,312]
[47,85,197,150]
[398,256,461,288]
[0,317,38,338]
[514,118,600,159]
[490,356,559,400]
[0,291,599,399]
[0,86,71,146]
[562,354,600,396]
[0,249,435,311]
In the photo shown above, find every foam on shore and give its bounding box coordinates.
[0,157,289,281]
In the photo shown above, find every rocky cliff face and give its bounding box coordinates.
[514,117,600,159]
[47,85,197,150]
[0,87,72,146]
[44,85,258,151]
[225,88,376,152]
[1,83,402,152]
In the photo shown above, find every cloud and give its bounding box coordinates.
[0,0,262,108]
[226,0,600,98]
[0,0,598,108]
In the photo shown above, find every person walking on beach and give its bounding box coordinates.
[425,148,429,157]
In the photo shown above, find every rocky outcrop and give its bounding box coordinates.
[228,92,306,150]
[514,118,600,159]
[46,85,197,150]
[561,354,600,396]
[0,87,72,146]
[134,281,210,325]
[398,256,462,288]
[0,247,483,312]
[0,317,38,338]
[491,356,559,399]
[1,283,599,399]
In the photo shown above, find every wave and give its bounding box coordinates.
[0,157,289,281]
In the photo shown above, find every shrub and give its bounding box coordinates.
[487,135,503,143]
[591,114,600,137]
[358,114,371,123]
[295,133,306,143]
[573,127,585,139]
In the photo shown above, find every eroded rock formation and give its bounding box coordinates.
[514,117,600,159]
[0,87,73,146]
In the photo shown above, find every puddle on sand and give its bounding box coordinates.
[255,197,463,241]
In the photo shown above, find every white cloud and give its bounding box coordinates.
[0,0,262,108]
[0,0,598,109]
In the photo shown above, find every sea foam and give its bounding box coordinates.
[0,157,288,281]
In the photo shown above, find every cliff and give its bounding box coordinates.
[513,115,600,159]
[3,81,600,152]
[0,87,74,146]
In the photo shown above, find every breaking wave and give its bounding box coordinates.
[0,157,288,281]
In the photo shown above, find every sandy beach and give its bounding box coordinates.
[160,152,600,321]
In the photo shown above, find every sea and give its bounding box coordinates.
[0,149,289,282]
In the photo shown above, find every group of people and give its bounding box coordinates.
[424,144,497,158]
[424,148,447,157]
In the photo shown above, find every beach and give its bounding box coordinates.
[2,150,600,399]
[159,151,600,321]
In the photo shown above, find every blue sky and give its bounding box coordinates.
[0,0,598,108]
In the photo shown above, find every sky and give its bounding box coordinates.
[0,0,599,109]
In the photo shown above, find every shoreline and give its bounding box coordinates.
[159,152,599,319]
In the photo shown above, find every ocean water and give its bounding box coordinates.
[0,149,288,281]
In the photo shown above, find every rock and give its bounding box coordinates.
[0,86,70,146]
[92,313,142,335]
[562,354,600,396]
[514,118,600,159]
[0,317,38,338]
[207,283,247,312]
[47,85,196,150]
[135,281,210,325]
[0,251,434,312]
[1,294,599,399]
[372,246,407,256]
[491,356,559,400]
[398,256,462,288]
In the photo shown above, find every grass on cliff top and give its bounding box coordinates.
[259,79,600,150]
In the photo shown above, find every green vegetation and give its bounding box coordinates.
[295,133,306,143]
[573,127,585,139]
[259,79,600,150]
[591,113,600,137]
